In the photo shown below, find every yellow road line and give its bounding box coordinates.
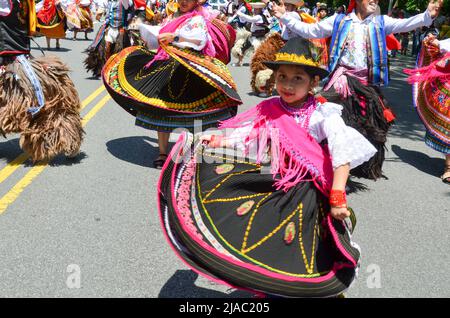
[0,86,105,186]
[82,95,110,126]
[0,95,111,215]
[0,161,48,213]
[81,86,105,110]
[0,153,30,185]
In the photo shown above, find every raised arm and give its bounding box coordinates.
[272,1,334,39]
[384,0,442,35]
[236,11,263,24]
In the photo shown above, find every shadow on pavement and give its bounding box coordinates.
[44,47,72,53]
[158,270,252,298]
[0,138,87,166]
[106,136,160,168]
[381,55,426,143]
[48,152,88,167]
[0,138,24,163]
[391,144,445,178]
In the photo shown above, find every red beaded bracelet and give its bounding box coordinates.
[329,189,347,208]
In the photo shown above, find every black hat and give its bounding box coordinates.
[318,4,328,12]
[263,37,329,79]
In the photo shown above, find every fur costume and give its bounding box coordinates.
[250,32,285,95]
[231,27,252,60]
[84,27,132,77]
[0,55,84,162]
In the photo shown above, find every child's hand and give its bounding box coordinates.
[330,206,350,221]
[199,135,224,148]
[158,33,175,45]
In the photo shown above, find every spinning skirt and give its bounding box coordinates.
[103,45,242,132]
[412,53,450,154]
[158,134,360,297]
[37,11,66,39]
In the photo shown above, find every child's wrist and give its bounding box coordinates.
[210,135,224,147]
[329,189,347,208]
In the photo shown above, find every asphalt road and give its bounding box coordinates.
[0,28,448,298]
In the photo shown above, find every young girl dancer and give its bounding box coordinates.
[102,0,240,168]
[405,34,450,184]
[158,38,376,297]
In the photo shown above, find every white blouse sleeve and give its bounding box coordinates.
[223,122,254,151]
[383,10,433,35]
[279,12,334,39]
[173,15,209,51]
[440,38,450,53]
[138,24,162,50]
[309,102,377,170]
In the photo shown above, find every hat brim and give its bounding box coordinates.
[284,0,304,6]
[250,3,266,9]
[263,61,329,79]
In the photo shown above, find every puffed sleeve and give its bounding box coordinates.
[138,24,162,50]
[309,102,377,169]
[223,122,255,151]
[440,38,450,53]
[173,15,209,51]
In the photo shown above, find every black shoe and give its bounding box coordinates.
[153,154,168,169]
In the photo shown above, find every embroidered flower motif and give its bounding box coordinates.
[215,164,234,174]
[284,221,296,245]
[236,200,255,216]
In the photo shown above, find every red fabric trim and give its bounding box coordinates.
[0,50,29,56]
[347,0,355,13]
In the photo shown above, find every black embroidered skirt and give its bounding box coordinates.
[158,134,360,297]
[103,45,241,133]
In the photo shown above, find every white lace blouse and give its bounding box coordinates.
[224,101,377,170]
[139,15,209,51]
[281,11,301,41]
[440,38,450,53]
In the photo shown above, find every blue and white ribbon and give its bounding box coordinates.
[16,55,45,117]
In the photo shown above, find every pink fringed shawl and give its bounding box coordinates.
[145,6,216,67]
[220,97,334,196]
[404,52,450,84]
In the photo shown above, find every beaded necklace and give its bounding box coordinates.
[279,95,317,129]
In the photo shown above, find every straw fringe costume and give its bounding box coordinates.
[279,8,435,179]
[0,0,83,161]
[102,8,241,132]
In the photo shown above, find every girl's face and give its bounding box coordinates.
[179,0,198,13]
[275,65,318,106]
[318,9,327,18]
